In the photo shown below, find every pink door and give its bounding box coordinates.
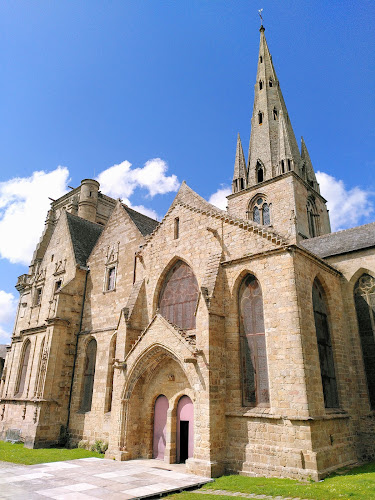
[153,395,169,459]
[176,395,194,463]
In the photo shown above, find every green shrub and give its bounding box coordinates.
[90,440,108,454]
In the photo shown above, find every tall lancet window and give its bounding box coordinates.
[312,279,339,408]
[354,274,375,409]
[81,338,97,412]
[307,198,319,238]
[239,275,269,406]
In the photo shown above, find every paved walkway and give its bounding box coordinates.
[0,457,212,499]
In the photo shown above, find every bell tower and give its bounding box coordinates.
[227,25,331,242]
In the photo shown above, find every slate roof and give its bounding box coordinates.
[66,212,104,267]
[300,222,375,259]
[123,205,159,236]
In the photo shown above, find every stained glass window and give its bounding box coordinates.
[159,261,199,330]
[354,274,375,409]
[253,206,261,224]
[239,275,269,406]
[263,204,270,225]
[312,279,339,408]
[81,339,97,412]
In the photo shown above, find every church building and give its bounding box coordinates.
[1,26,375,481]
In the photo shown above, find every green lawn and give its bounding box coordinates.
[168,462,375,500]
[0,441,104,465]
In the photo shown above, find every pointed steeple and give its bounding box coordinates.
[232,133,247,193]
[301,137,320,193]
[247,26,302,187]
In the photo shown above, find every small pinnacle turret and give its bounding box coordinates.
[232,133,247,193]
[301,137,320,193]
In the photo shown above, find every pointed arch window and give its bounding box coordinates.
[287,159,291,171]
[312,279,339,408]
[354,274,375,409]
[105,334,116,413]
[307,198,319,238]
[159,260,199,330]
[239,275,270,406]
[15,339,31,396]
[81,338,97,412]
[34,337,46,399]
[269,79,273,87]
[249,196,271,226]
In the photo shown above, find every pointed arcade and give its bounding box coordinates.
[232,133,247,193]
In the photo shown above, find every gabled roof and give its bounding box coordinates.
[66,212,104,267]
[122,205,159,236]
[300,222,375,259]
[141,181,287,249]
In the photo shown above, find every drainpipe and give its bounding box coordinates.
[66,266,89,435]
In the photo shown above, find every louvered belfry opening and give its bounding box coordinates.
[239,274,270,406]
[312,279,339,408]
[159,260,199,330]
[354,274,375,409]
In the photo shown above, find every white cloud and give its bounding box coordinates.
[316,171,374,232]
[0,290,17,343]
[0,167,70,265]
[96,158,179,199]
[208,186,231,210]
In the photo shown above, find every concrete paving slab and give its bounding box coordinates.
[0,458,212,499]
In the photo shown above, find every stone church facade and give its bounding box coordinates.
[1,26,375,480]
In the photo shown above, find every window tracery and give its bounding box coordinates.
[249,196,271,226]
[354,274,375,409]
[15,340,31,396]
[239,274,269,406]
[159,260,199,330]
[312,279,339,408]
[307,198,319,238]
[80,338,97,412]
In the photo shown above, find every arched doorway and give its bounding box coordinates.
[176,395,194,463]
[153,395,169,459]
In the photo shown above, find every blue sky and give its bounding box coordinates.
[0,1,374,342]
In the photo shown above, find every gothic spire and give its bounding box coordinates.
[247,26,302,187]
[232,133,247,193]
[301,136,320,193]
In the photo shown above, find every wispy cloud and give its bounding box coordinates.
[96,158,179,200]
[208,186,231,210]
[0,167,70,265]
[316,171,374,231]
[0,159,178,266]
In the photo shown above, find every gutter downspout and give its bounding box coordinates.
[66,266,89,435]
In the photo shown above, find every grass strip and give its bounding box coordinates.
[0,441,104,465]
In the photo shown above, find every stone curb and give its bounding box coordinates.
[192,488,307,500]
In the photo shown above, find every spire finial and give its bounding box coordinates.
[258,9,265,31]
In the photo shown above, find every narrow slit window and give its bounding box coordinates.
[273,108,278,120]
[174,217,180,239]
[257,168,264,183]
[259,56,263,63]
[240,178,244,190]
[258,112,263,125]
[107,267,116,291]
[287,159,291,171]
[55,280,62,292]
[34,288,42,306]
[259,80,263,90]
[269,79,273,87]
[281,160,285,173]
